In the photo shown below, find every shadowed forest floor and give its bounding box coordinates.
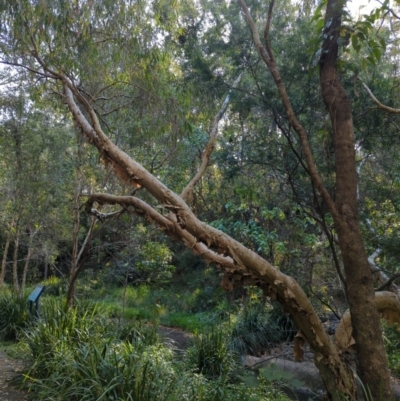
[0,350,27,401]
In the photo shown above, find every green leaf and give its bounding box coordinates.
[372,46,382,62]
[367,55,376,66]
[241,375,260,388]
[379,37,386,51]
[351,34,360,52]
[288,378,305,388]
[315,18,324,32]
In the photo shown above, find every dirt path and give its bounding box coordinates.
[158,325,192,349]
[0,350,27,401]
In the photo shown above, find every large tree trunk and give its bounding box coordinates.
[319,1,392,398]
[0,224,12,289]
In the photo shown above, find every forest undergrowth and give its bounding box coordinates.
[0,278,296,401]
[2,269,400,401]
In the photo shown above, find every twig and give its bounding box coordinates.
[376,273,400,292]
[362,82,400,114]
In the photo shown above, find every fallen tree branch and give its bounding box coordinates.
[335,291,400,351]
[86,193,241,273]
[26,44,355,399]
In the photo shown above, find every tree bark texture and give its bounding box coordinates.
[335,291,400,351]
[320,1,392,398]
[12,229,20,294]
[0,225,12,289]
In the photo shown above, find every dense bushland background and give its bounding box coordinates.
[1,0,400,398]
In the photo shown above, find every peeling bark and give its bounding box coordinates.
[335,291,400,351]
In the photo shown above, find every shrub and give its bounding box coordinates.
[230,301,278,356]
[267,302,297,342]
[40,276,67,297]
[0,291,32,341]
[383,321,400,377]
[24,340,178,401]
[23,298,107,377]
[185,327,240,382]
[114,320,160,347]
[187,286,220,313]
[19,297,290,401]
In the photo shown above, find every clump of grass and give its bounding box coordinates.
[0,291,32,341]
[185,326,240,382]
[24,340,178,401]
[230,301,278,356]
[15,289,291,401]
[115,320,160,347]
[20,297,181,400]
[23,297,107,377]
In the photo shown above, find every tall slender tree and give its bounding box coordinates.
[237,0,392,397]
